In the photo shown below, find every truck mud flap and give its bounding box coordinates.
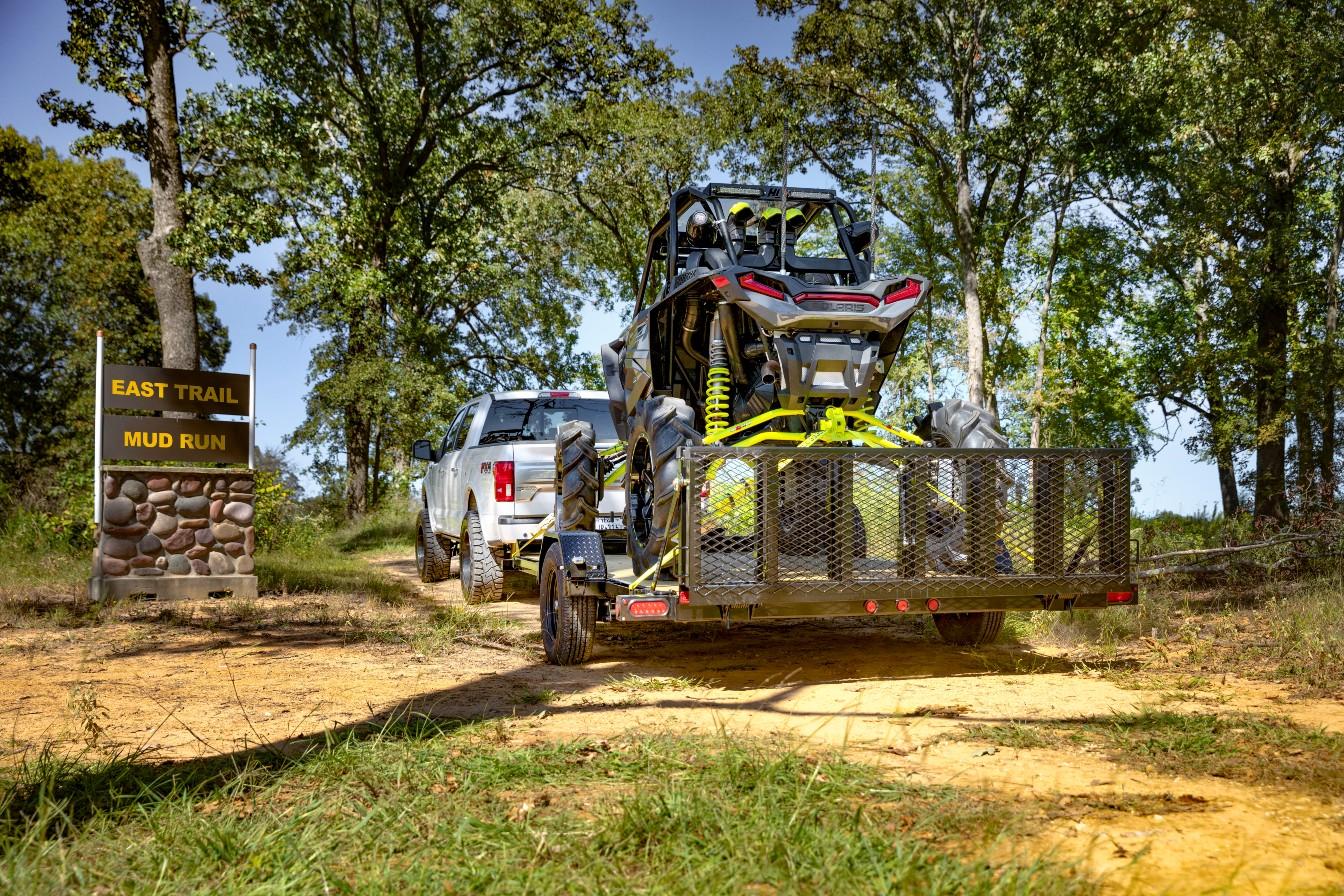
[684,446,1132,606]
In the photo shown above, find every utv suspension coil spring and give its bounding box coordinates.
[705,366,731,436]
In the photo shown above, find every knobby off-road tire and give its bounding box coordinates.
[556,420,599,531]
[540,542,596,665]
[626,396,701,575]
[416,507,453,583]
[916,398,1008,647]
[460,508,503,603]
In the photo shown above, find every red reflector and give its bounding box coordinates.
[864,599,878,614]
[896,599,909,612]
[926,598,940,612]
[677,589,690,605]
[884,280,921,304]
[493,460,514,502]
[628,599,669,617]
[1106,591,1134,603]
[738,273,786,300]
[711,274,730,288]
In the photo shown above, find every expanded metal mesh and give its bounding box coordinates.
[684,447,1132,604]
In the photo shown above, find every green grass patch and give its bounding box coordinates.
[257,508,418,601]
[605,673,712,692]
[0,725,1090,895]
[961,709,1344,797]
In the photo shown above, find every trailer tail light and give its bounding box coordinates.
[864,599,878,614]
[884,280,921,304]
[896,599,910,612]
[493,461,515,502]
[628,598,670,618]
[738,273,787,300]
[926,598,940,612]
[1106,591,1135,604]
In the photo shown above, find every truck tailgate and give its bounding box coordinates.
[509,442,625,522]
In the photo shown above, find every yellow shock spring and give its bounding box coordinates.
[705,366,731,437]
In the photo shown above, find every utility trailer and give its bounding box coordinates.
[514,443,1137,665]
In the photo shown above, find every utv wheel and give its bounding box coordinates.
[556,420,599,531]
[933,611,1006,647]
[460,509,503,603]
[914,398,1009,450]
[416,507,452,583]
[626,396,701,575]
[540,543,596,665]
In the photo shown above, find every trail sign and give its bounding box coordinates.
[101,416,250,464]
[102,364,250,416]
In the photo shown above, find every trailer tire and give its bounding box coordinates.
[626,396,701,575]
[460,509,503,603]
[556,420,599,531]
[540,543,596,665]
[933,611,1006,646]
[416,507,453,583]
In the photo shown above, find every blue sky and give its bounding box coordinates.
[0,0,1221,514]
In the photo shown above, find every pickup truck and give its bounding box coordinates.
[412,390,626,602]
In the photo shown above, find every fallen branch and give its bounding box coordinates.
[1139,533,1322,565]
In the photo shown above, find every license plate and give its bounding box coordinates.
[595,515,624,531]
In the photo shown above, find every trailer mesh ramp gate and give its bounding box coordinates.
[684,447,1132,605]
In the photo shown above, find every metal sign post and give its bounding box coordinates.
[249,343,257,469]
[93,330,104,578]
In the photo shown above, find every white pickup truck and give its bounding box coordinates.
[412,390,626,601]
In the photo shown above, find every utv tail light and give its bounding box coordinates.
[1106,591,1135,604]
[883,280,921,304]
[738,273,787,300]
[493,461,515,502]
[711,274,730,288]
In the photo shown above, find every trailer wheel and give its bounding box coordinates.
[626,396,701,575]
[933,611,1006,646]
[540,543,596,665]
[460,509,503,603]
[416,507,453,583]
[556,420,599,531]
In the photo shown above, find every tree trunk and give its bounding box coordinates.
[1321,176,1342,504]
[1194,259,1240,517]
[955,155,986,408]
[136,0,198,371]
[1293,379,1315,510]
[345,403,370,519]
[1215,444,1240,518]
[370,422,384,508]
[1253,178,1293,522]
[1031,202,1066,448]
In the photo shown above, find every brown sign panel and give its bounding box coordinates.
[103,365,251,416]
[102,416,250,464]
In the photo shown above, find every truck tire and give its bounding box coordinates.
[556,420,599,531]
[416,507,452,583]
[460,508,503,603]
[540,542,596,665]
[933,611,1006,646]
[916,398,1008,646]
[626,396,701,575]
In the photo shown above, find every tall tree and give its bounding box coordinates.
[196,0,676,516]
[41,0,217,371]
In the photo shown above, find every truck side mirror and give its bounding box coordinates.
[843,220,877,254]
[412,439,437,462]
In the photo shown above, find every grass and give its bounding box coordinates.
[257,507,418,602]
[0,725,1092,895]
[961,709,1344,799]
[605,673,712,692]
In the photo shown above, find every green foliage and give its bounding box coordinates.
[0,730,1090,894]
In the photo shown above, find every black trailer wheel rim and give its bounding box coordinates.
[629,437,655,550]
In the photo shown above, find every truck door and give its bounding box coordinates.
[442,401,482,536]
[426,405,467,533]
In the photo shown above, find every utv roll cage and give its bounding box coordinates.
[636,183,877,310]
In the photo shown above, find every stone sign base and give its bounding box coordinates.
[91,574,258,602]
[90,465,258,602]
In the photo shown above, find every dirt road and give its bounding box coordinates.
[3,553,1342,894]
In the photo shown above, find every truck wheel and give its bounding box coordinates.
[460,509,503,603]
[626,396,701,575]
[556,420,599,531]
[540,542,595,665]
[933,611,1006,646]
[416,507,452,583]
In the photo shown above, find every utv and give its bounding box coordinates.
[515,183,1136,666]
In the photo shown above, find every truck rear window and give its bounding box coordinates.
[477,398,617,445]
